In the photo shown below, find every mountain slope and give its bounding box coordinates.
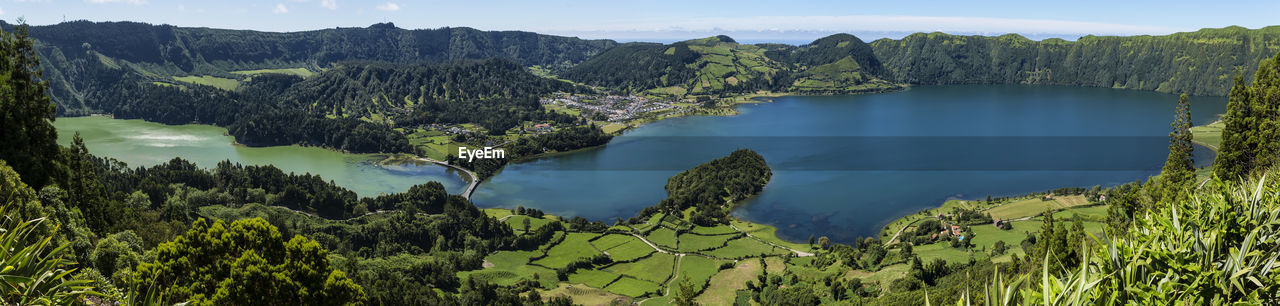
[560,34,900,96]
[870,26,1280,96]
[0,20,616,114]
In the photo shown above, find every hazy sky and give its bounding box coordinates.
[2,0,1277,42]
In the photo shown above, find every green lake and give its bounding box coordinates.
[53,116,469,197]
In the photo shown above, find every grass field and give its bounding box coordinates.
[172,75,241,91]
[604,277,662,298]
[541,283,631,305]
[1050,205,1109,221]
[728,220,812,251]
[913,242,975,264]
[568,269,622,288]
[675,233,736,252]
[601,123,628,134]
[696,259,764,305]
[673,256,723,292]
[603,239,657,262]
[646,227,678,249]
[459,250,555,287]
[533,233,602,269]
[702,238,789,258]
[591,234,635,251]
[1191,121,1225,150]
[482,208,513,220]
[986,198,1062,220]
[503,215,554,233]
[968,220,1034,251]
[1054,195,1090,207]
[606,253,676,283]
[230,68,315,78]
[690,225,738,235]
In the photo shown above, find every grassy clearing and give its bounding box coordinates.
[605,277,662,298]
[968,220,1033,251]
[1191,121,1224,150]
[696,259,763,305]
[856,263,909,290]
[1055,195,1090,207]
[541,283,631,305]
[702,237,789,258]
[171,75,241,91]
[764,257,786,275]
[1050,205,1109,221]
[458,250,555,287]
[729,220,812,251]
[604,239,657,262]
[986,198,1062,220]
[675,233,737,252]
[646,227,678,249]
[532,233,601,269]
[503,215,554,233]
[482,208,513,220]
[606,253,675,283]
[568,269,622,288]
[230,68,314,78]
[674,256,722,292]
[689,225,738,235]
[590,234,635,251]
[601,123,628,134]
[913,242,974,264]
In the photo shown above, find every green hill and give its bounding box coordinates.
[0,20,616,114]
[560,34,902,96]
[870,26,1280,96]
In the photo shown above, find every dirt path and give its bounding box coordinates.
[729,224,814,257]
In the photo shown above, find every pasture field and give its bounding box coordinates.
[646,227,678,249]
[606,253,676,283]
[702,238,789,258]
[696,259,764,305]
[604,239,657,262]
[533,233,602,268]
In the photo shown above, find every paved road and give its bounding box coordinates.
[414,157,480,199]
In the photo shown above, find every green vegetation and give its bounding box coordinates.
[230,68,315,78]
[533,233,602,269]
[562,34,903,96]
[870,26,1280,96]
[171,75,241,91]
[1214,52,1280,180]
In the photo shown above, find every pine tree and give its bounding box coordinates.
[1160,94,1195,198]
[1213,52,1280,180]
[0,22,64,189]
[1214,73,1254,179]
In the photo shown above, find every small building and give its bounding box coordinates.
[1099,194,1108,202]
[529,123,552,133]
[993,218,1005,228]
[950,225,963,236]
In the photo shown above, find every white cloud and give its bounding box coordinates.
[321,0,337,10]
[273,3,288,14]
[375,2,399,11]
[86,0,147,5]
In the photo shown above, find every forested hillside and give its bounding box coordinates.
[870,26,1280,96]
[0,20,615,114]
[560,34,902,96]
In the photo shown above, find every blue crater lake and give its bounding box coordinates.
[471,85,1228,243]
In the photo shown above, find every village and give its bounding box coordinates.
[540,92,693,122]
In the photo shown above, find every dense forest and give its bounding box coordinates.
[869,26,1280,96]
[0,20,615,113]
[641,149,772,226]
[561,34,902,96]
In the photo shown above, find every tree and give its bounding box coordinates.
[1214,52,1280,180]
[1159,94,1195,201]
[817,236,831,250]
[0,21,64,189]
[674,279,700,306]
[132,218,367,304]
[808,234,815,246]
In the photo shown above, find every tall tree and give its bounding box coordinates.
[1213,52,1280,180]
[1160,94,1195,198]
[0,22,63,189]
